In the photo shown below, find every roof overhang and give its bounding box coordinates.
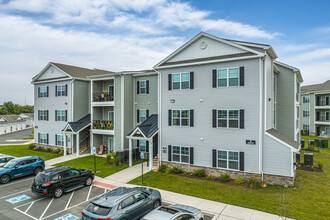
[31,62,73,84]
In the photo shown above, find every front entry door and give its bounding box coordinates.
[108,138,114,153]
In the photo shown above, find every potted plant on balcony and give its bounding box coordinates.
[103,90,108,101]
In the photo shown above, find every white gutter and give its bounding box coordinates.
[121,74,125,151]
[71,79,75,121]
[154,68,162,164]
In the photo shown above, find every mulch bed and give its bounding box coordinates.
[297,165,323,172]
[169,172,250,187]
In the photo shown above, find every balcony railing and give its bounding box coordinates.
[92,120,114,130]
[93,92,114,102]
[315,116,330,122]
[316,100,330,106]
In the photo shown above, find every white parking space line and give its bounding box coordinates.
[65,191,75,210]
[15,197,48,209]
[39,197,54,220]
[0,177,34,188]
[25,200,35,214]
[14,207,38,220]
[86,185,93,201]
[0,189,30,200]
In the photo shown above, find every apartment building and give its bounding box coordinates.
[153,32,302,186]
[32,62,112,155]
[300,80,330,137]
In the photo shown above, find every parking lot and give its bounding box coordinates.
[0,175,214,220]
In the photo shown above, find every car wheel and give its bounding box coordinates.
[85,176,93,186]
[0,174,10,184]
[34,167,42,175]
[54,187,63,198]
[153,200,161,209]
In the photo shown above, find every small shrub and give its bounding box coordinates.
[58,149,64,155]
[165,167,173,174]
[192,169,206,177]
[183,172,190,176]
[219,174,231,182]
[36,146,43,151]
[248,177,262,188]
[106,152,121,166]
[106,153,112,164]
[28,143,35,150]
[158,164,169,173]
[172,167,183,174]
[317,161,324,170]
[46,147,52,152]
[235,177,246,184]
[206,175,216,180]
[53,148,61,154]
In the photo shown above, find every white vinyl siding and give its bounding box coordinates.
[217,68,239,87]
[217,150,239,170]
[172,73,190,90]
[217,110,239,128]
[172,146,189,163]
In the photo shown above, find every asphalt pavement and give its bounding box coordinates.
[0,128,33,145]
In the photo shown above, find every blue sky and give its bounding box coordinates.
[0,0,329,105]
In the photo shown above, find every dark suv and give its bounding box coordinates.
[31,166,94,198]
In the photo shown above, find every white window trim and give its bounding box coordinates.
[217,109,240,129]
[56,109,66,121]
[56,134,64,146]
[217,67,239,88]
[139,80,147,94]
[172,72,190,90]
[139,109,147,123]
[172,145,190,164]
[40,133,47,144]
[172,109,190,127]
[216,149,240,171]
[57,84,66,96]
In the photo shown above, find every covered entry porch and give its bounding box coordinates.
[62,114,91,157]
[126,114,159,171]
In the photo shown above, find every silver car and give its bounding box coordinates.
[0,155,15,167]
[141,204,204,220]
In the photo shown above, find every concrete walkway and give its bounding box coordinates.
[45,154,90,167]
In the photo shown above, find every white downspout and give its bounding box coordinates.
[259,57,266,180]
[154,69,162,165]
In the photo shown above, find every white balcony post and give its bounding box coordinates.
[149,139,153,171]
[76,133,80,158]
[63,133,67,156]
[129,138,132,167]
[90,132,93,155]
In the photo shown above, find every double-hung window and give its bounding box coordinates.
[40,110,47,121]
[303,110,309,117]
[139,80,146,94]
[172,73,190,90]
[57,85,66,96]
[56,135,64,146]
[172,110,189,126]
[217,110,239,128]
[39,87,48,97]
[217,150,239,170]
[139,110,146,123]
[303,96,309,103]
[56,110,66,121]
[172,146,189,163]
[217,68,239,87]
[40,133,48,144]
[303,124,309,131]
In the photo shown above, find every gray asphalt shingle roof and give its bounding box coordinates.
[301,80,330,94]
[128,114,158,138]
[0,115,24,123]
[66,114,90,132]
[266,128,300,150]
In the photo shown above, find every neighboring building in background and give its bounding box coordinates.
[300,80,330,137]
[0,115,27,134]
[19,113,34,127]
[31,62,111,155]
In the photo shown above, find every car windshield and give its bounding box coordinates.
[85,203,112,216]
[35,174,50,184]
[3,160,17,168]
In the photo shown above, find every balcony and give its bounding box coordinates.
[315,116,330,125]
[315,100,330,107]
[92,92,114,107]
[91,120,114,135]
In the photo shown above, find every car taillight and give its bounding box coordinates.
[32,179,34,184]
[81,211,85,216]
[98,218,112,220]
[42,183,51,187]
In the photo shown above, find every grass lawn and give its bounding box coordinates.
[54,155,144,178]
[129,149,330,220]
[0,144,61,161]
[23,137,34,140]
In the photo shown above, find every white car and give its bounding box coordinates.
[141,204,204,220]
[0,155,16,167]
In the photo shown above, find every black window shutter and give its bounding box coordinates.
[38,87,40,98]
[146,141,149,152]
[190,147,194,164]
[240,67,245,86]
[38,133,40,143]
[55,134,57,145]
[55,110,57,121]
[212,69,217,88]
[168,74,172,90]
[46,133,49,144]
[168,145,172,161]
[190,109,194,127]
[137,140,140,148]
[137,81,140,94]
[212,149,217,167]
[239,152,244,171]
[146,80,149,94]
[168,110,172,126]
[190,72,194,89]
[55,85,57,97]
[212,109,217,128]
[65,110,68,122]
[46,110,49,121]
[47,86,49,97]
[146,110,149,119]
[65,84,68,96]
[137,110,140,123]
[38,110,40,120]
[240,109,244,129]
